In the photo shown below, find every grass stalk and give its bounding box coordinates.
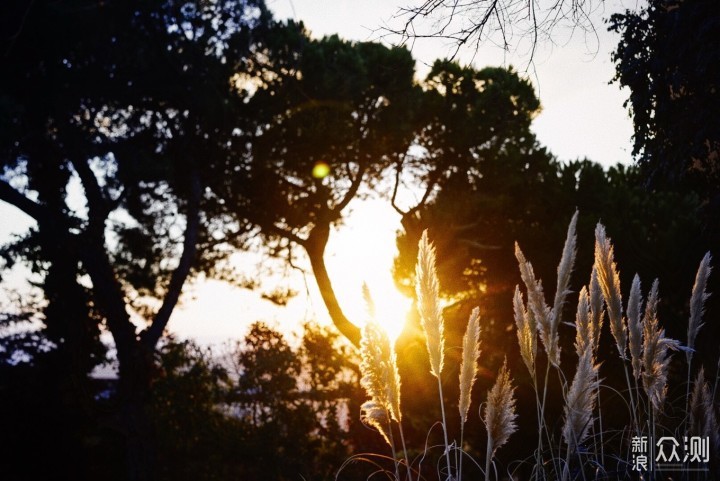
[562,443,571,481]
[387,416,400,481]
[458,424,464,481]
[436,376,453,481]
[484,439,493,481]
[398,421,413,481]
[622,362,638,435]
[596,383,605,468]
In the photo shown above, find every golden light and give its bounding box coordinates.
[312,161,331,179]
[361,283,412,343]
[325,199,412,343]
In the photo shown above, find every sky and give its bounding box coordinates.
[267,0,637,168]
[0,0,639,348]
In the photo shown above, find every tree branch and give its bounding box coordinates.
[305,222,360,347]
[70,158,111,233]
[141,173,202,349]
[268,223,307,247]
[0,179,53,225]
[390,157,409,216]
[332,162,367,215]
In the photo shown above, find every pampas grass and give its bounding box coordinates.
[346,219,715,481]
[458,307,481,481]
[553,210,579,325]
[561,288,600,480]
[562,347,600,451]
[589,267,604,356]
[574,286,591,357]
[686,253,712,425]
[513,286,537,376]
[690,368,720,456]
[561,348,599,481]
[483,361,517,481]
[688,252,712,360]
[361,400,393,447]
[416,230,445,379]
[359,318,402,423]
[641,279,682,413]
[627,274,643,380]
[359,286,411,481]
[514,212,578,479]
[515,243,558,367]
[459,307,481,425]
[594,223,627,361]
[415,230,452,478]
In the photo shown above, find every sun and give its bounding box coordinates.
[324,199,412,343]
[360,281,413,343]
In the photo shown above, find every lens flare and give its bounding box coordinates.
[312,161,330,179]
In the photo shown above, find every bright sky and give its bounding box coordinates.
[267,0,636,168]
[1,0,637,348]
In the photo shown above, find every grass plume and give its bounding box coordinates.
[688,252,712,364]
[483,361,517,481]
[458,306,481,481]
[594,223,627,361]
[515,243,557,366]
[589,266,605,355]
[416,230,445,378]
[513,286,537,375]
[360,400,393,447]
[689,368,720,455]
[459,307,481,425]
[562,348,600,451]
[415,230,452,478]
[359,318,402,423]
[574,286,592,356]
[552,209,578,325]
[627,274,643,380]
[641,279,681,413]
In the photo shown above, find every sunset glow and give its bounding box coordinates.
[325,199,412,343]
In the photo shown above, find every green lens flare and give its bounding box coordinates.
[312,161,330,179]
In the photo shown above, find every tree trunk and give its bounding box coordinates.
[116,345,157,481]
[305,222,361,347]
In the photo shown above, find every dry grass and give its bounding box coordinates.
[459,307,481,425]
[348,217,718,481]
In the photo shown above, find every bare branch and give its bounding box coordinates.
[385,0,600,64]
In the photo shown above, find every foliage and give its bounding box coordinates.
[223,25,421,345]
[148,322,370,481]
[610,0,720,198]
[0,1,271,478]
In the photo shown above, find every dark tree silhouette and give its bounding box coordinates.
[226,27,421,346]
[0,1,269,478]
[610,0,720,198]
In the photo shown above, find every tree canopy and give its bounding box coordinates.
[1,1,270,478]
[610,0,720,197]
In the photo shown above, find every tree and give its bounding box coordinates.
[221,322,366,481]
[391,60,542,248]
[0,1,270,478]
[226,27,421,346]
[148,323,366,481]
[610,0,720,199]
